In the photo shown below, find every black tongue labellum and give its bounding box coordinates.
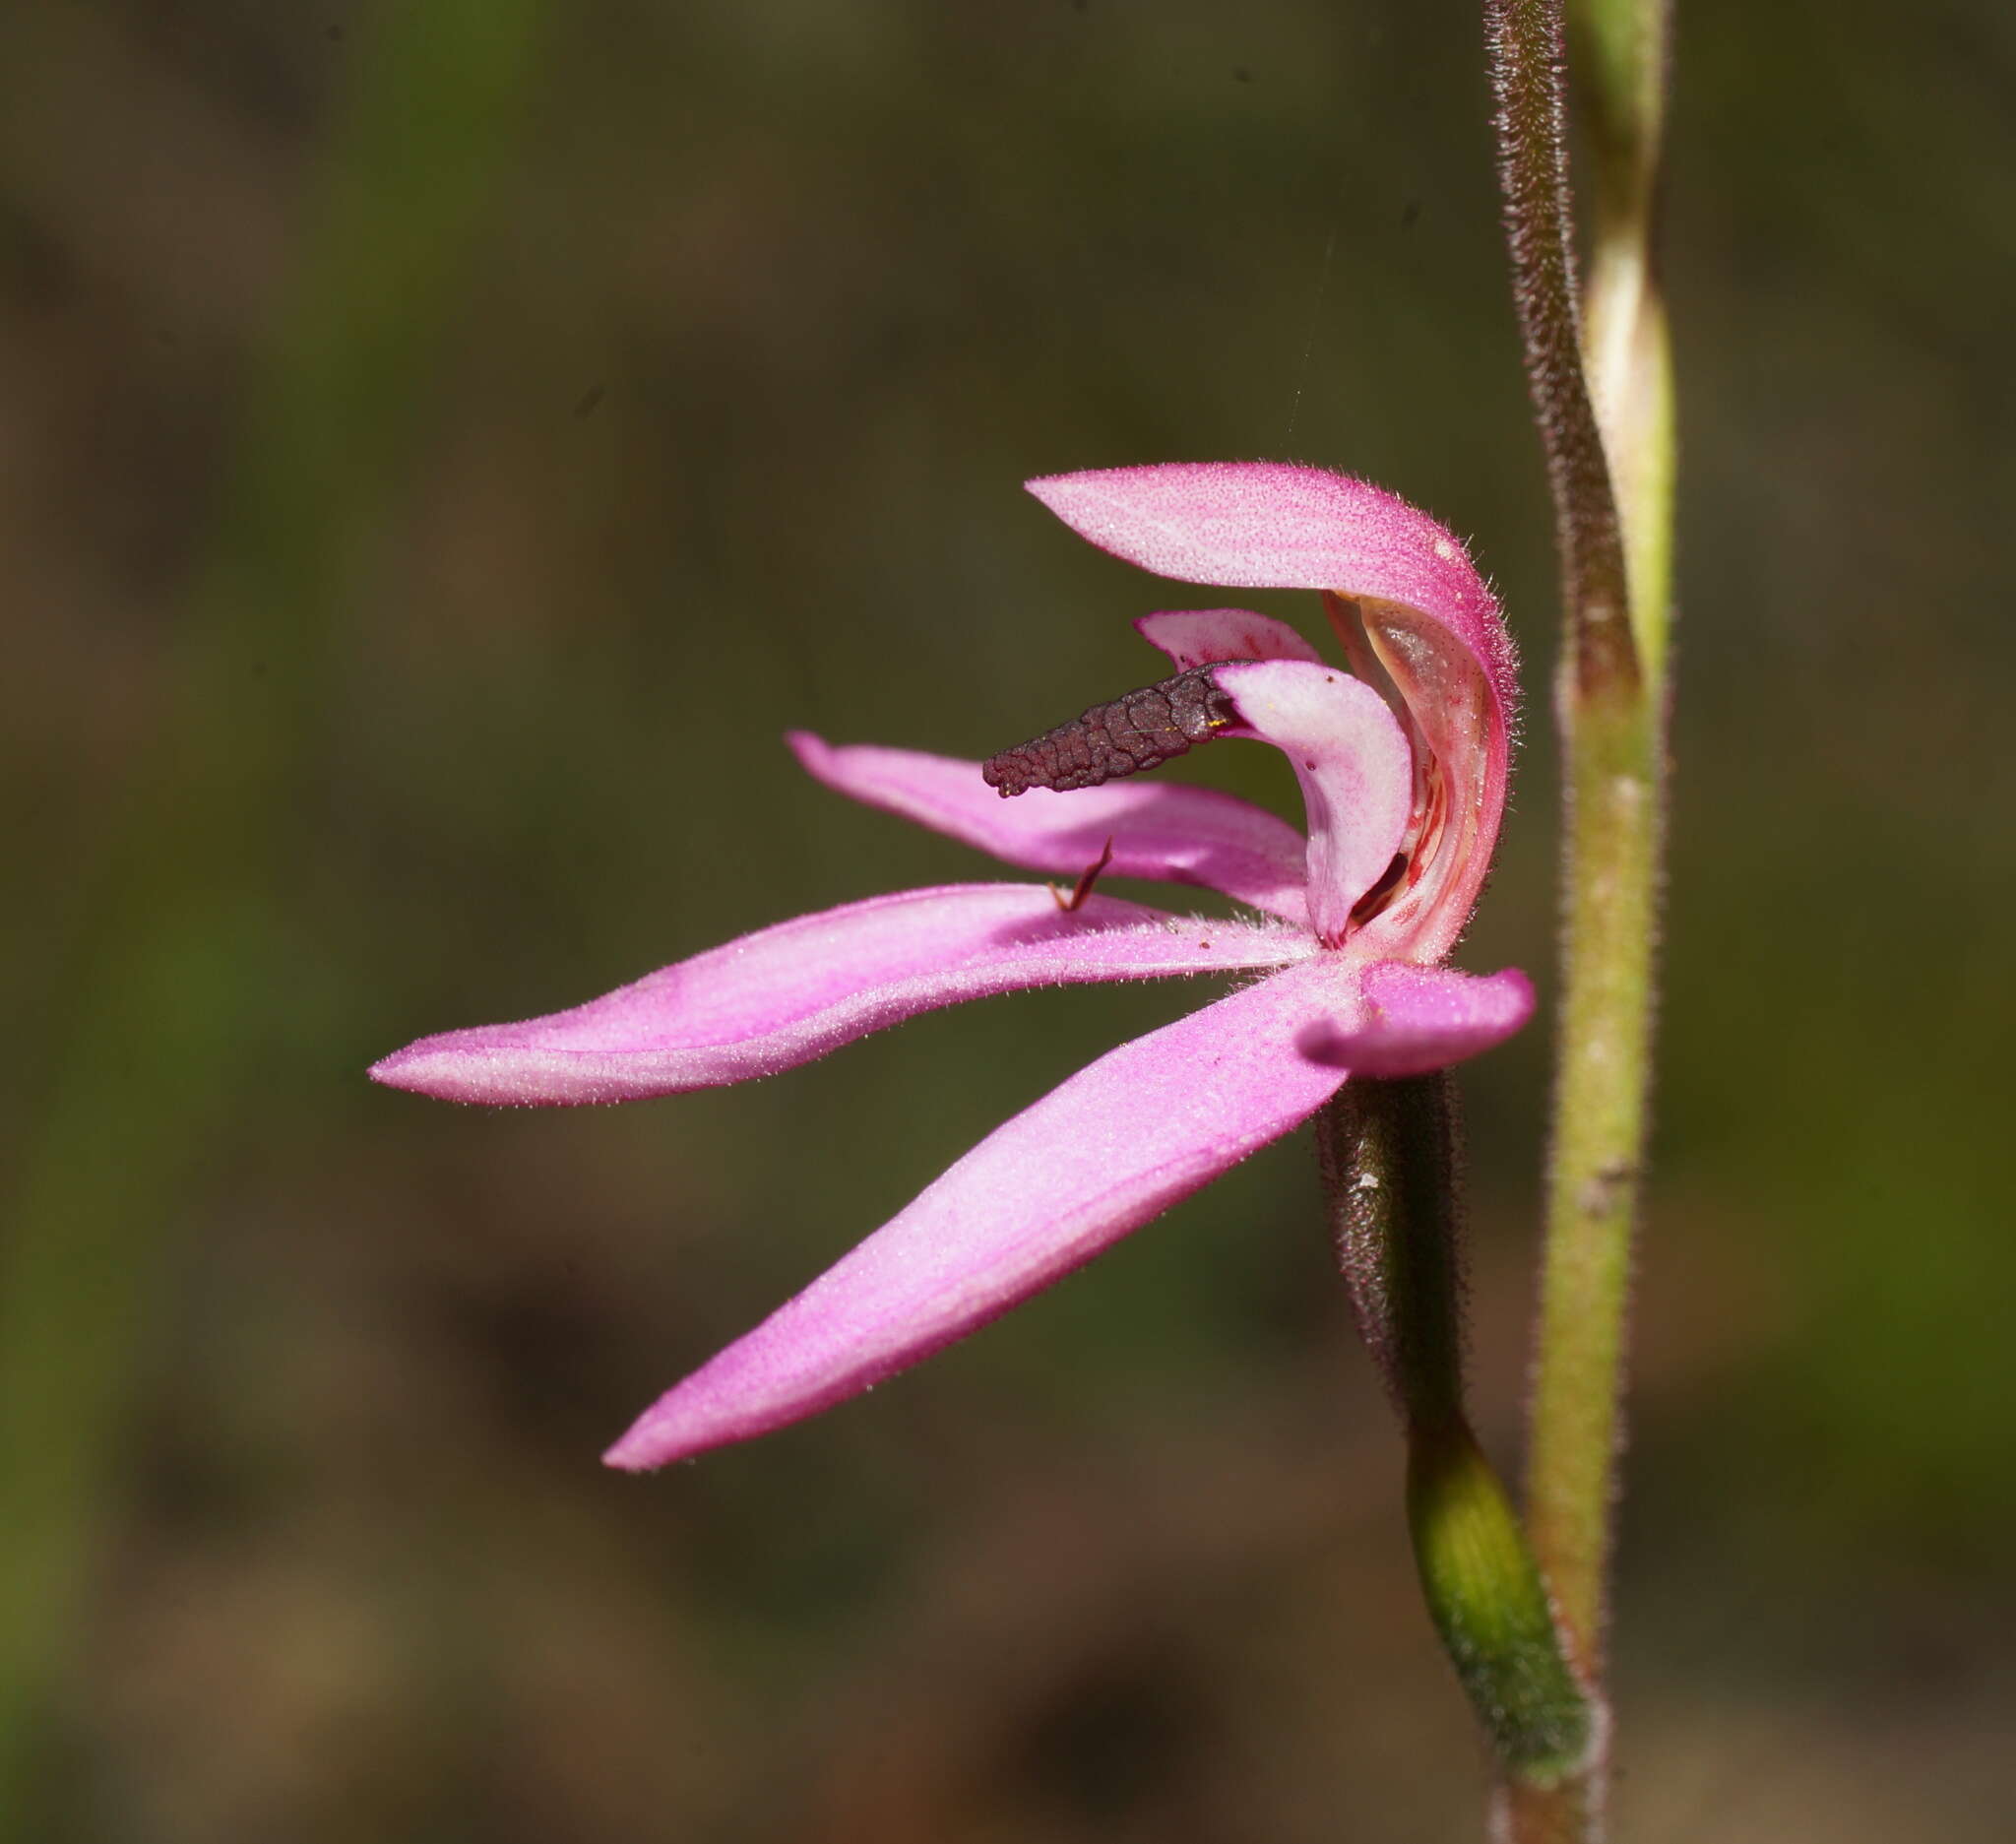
[982,663,1250,797]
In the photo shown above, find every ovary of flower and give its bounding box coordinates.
[370,462,1532,1470]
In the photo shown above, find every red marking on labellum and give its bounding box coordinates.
[1050,835,1116,913]
[982,664,1247,797]
[1349,851,1410,928]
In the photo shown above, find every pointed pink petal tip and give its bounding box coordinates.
[1027,462,1516,721]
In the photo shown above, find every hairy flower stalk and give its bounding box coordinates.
[1319,1078,1593,1782]
[1487,0,1676,1836]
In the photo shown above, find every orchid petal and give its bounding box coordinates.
[1029,464,1515,961]
[1027,463,1514,720]
[1133,607,1324,669]
[788,731,1310,925]
[371,884,1310,1106]
[1211,661,1414,946]
[1294,961,1535,1080]
[602,955,1364,1468]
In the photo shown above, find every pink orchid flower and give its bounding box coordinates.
[372,463,1531,1470]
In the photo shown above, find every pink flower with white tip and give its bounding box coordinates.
[372,463,1530,1470]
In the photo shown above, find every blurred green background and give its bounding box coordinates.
[3,1,2011,1838]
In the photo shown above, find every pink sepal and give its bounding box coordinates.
[603,955,1363,1468]
[789,731,1310,926]
[369,884,1309,1106]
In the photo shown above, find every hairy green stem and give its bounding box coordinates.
[1318,1082,1594,1783]
[1485,0,1674,1836]
[1482,0,1636,696]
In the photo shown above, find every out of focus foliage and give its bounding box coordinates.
[3,2,2011,1838]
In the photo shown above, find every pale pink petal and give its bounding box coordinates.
[1028,462,1515,964]
[1133,607,1324,668]
[788,731,1310,925]
[602,955,1364,1468]
[371,885,1309,1106]
[1293,961,1535,1080]
[1212,662,1414,946]
[1027,462,1514,717]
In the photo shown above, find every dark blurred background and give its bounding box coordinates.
[3,1,2012,1838]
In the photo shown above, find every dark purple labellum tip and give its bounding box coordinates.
[981,663,1249,797]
